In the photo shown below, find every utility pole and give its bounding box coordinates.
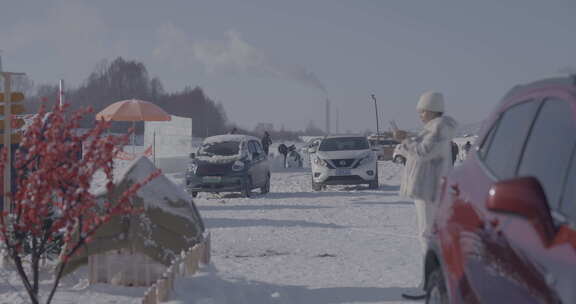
[59,79,65,107]
[370,94,380,136]
[335,106,340,134]
[325,99,331,135]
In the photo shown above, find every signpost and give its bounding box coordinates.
[1,72,25,212]
[370,94,381,136]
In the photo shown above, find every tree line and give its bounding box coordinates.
[21,57,326,140]
[24,57,228,137]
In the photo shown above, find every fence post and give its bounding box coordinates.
[156,278,169,302]
[143,286,157,304]
[201,233,211,265]
[166,266,174,291]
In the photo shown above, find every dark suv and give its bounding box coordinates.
[424,77,576,303]
[186,135,271,198]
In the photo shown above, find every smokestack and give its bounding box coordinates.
[325,99,331,134]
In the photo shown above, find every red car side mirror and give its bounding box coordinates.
[487,177,556,244]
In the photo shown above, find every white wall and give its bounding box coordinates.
[144,115,193,157]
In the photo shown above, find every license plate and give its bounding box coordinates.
[203,176,222,183]
[335,168,351,176]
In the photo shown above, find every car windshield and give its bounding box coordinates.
[198,141,241,156]
[319,137,370,151]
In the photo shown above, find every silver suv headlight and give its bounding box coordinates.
[232,160,245,171]
[314,156,329,167]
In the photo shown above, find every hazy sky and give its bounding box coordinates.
[1,0,575,132]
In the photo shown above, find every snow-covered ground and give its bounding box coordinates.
[166,161,422,304]
[0,161,423,304]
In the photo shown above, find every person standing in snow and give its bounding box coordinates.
[395,91,457,297]
[451,141,459,165]
[398,91,457,249]
[463,141,472,156]
[278,143,288,168]
[261,131,272,155]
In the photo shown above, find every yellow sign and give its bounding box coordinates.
[0,104,25,115]
[0,133,22,144]
[0,92,25,103]
[0,119,25,130]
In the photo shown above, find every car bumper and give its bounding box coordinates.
[186,174,246,193]
[312,164,377,184]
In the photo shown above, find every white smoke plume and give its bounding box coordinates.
[154,25,327,94]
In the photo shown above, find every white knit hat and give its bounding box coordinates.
[417,91,445,112]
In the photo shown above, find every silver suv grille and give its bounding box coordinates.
[329,159,355,168]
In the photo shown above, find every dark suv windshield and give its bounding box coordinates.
[199,141,241,156]
[319,137,370,151]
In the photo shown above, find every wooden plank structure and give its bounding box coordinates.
[140,232,211,303]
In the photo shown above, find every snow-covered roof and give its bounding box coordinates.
[203,134,260,144]
[324,134,365,139]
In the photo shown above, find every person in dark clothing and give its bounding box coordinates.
[451,141,459,165]
[463,141,472,155]
[278,143,288,168]
[229,127,238,134]
[261,131,272,155]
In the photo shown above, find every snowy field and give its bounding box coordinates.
[167,161,422,304]
[0,161,423,304]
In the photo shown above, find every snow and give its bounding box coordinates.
[166,161,422,304]
[1,160,423,303]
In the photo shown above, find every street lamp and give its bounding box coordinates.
[370,94,380,136]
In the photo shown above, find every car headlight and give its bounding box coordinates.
[314,157,329,167]
[357,153,374,167]
[187,162,198,174]
[232,160,245,171]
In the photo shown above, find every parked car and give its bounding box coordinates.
[368,134,400,160]
[186,134,271,198]
[310,135,378,190]
[423,77,576,303]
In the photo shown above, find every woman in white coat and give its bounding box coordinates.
[397,91,457,250]
[398,91,457,299]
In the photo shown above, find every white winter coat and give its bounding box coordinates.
[399,116,458,202]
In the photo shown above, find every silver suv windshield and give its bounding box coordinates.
[318,137,370,152]
[198,141,241,156]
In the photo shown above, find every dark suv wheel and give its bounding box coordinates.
[426,267,448,304]
[242,177,253,198]
[260,174,270,194]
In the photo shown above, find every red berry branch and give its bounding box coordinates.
[0,102,160,304]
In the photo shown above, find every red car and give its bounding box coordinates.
[425,77,576,303]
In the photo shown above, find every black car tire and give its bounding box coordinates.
[368,173,379,189]
[426,267,448,304]
[242,177,253,198]
[260,174,270,194]
[312,181,323,191]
